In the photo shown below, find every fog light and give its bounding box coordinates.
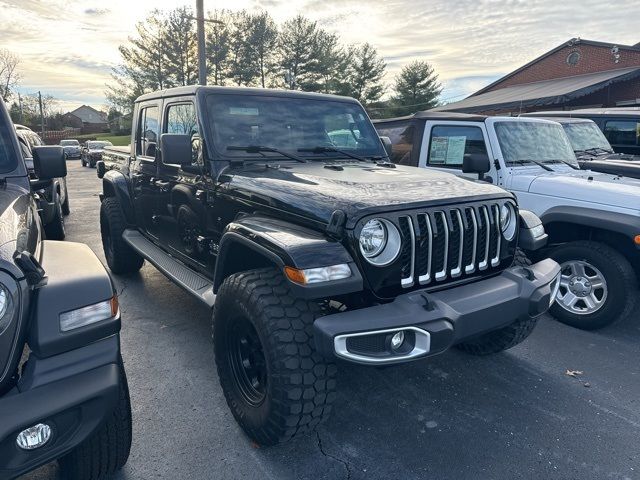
[391,331,405,350]
[16,423,52,450]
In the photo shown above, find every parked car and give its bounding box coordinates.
[524,116,640,178]
[375,112,640,330]
[81,140,112,167]
[14,125,69,239]
[99,86,559,446]
[0,98,132,480]
[525,108,640,155]
[60,138,81,159]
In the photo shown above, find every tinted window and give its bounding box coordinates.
[60,139,79,146]
[206,94,383,159]
[137,106,160,158]
[0,119,18,173]
[495,121,578,166]
[604,120,639,146]
[376,122,414,165]
[427,125,487,167]
[165,103,200,164]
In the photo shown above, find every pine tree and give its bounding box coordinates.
[393,60,442,113]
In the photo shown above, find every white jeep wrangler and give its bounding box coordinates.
[375,113,640,330]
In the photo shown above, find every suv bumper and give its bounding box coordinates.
[0,337,120,479]
[314,259,561,365]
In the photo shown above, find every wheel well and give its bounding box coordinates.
[216,242,279,291]
[544,221,640,275]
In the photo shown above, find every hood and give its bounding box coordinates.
[525,169,640,210]
[0,181,38,264]
[223,162,510,227]
[89,149,103,154]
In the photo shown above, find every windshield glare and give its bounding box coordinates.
[206,94,383,159]
[562,122,612,152]
[60,140,79,146]
[495,121,579,167]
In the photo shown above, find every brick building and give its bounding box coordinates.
[65,105,109,134]
[435,38,640,114]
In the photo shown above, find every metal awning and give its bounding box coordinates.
[434,67,640,113]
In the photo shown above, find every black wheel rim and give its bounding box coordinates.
[227,316,268,407]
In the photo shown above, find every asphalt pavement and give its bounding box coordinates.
[23,160,640,480]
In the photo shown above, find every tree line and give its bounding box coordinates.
[107,7,442,118]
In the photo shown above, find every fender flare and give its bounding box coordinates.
[213,215,362,299]
[540,206,640,243]
[102,170,135,225]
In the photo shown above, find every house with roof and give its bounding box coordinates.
[65,105,109,133]
[435,38,640,115]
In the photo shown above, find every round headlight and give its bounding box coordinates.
[500,203,517,241]
[359,218,402,266]
[359,219,387,258]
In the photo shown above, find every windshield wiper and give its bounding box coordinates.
[227,145,307,163]
[298,146,376,163]
[508,159,554,171]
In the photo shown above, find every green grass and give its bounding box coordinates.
[76,133,130,146]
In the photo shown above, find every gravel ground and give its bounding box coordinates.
[23,160,640,480]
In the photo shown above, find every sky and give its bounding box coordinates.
[1,0,638,113]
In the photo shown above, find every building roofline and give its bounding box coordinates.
[472,38,640,97]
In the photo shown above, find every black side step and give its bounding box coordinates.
[122,229,216,307]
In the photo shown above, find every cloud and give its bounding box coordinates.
[2,0,639,110]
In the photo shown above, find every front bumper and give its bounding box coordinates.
[314,258,560,365]
[0,337,120,479]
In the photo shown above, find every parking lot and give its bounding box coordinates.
[24,160,640,480]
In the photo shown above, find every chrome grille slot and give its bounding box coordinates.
[416,213,433,285]
[434,212,449,281]
[450,210,464,278]
[478,205,491,271]
[398,216,415,288]
[491,204,501,267]
[463,208,477,274]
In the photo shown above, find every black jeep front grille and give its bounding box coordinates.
[396,202,509,289]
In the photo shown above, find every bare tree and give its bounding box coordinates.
[0,49,21,102]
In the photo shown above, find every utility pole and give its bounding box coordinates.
[38,91,45,134]
[196,0,206,86]
[18,93,23,123]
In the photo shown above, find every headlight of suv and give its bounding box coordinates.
[499,203,517,241]
[359,218,402,266]
[0,283,15,333]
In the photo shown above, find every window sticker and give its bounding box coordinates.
[429,137,449,164]
[229,107,259,116]
[430,136,467,165]
[445,136,466,164]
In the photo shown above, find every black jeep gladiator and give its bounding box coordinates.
[0,99,131,479]
[98,86,560,446]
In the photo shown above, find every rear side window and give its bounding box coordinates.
[136,105,160,158]
[604,120,640,146]
[427,125,487,167]
[375,122,414,165]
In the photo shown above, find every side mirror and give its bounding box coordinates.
[161,134,192,166]
[462,153,490,179]
[32,146,67,179]
[380,136,393,157]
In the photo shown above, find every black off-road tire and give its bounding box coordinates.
[213,268,337,446]
[59,360,132,480]
[457,249,537,355]
[548,241,636,330]
[44,197,66,240]
[100,197,144,274]
[61,181,70,216]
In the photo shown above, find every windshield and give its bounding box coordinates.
[206,94,383,160]
[495,121,579,167]
[60,139,79,146]
[87,141,112,150]
[561,122,612,153]
[0,117,18,173]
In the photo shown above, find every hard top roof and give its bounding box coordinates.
[526,107,640,118]
[372,110,488,124]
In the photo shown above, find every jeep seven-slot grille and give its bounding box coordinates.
[398,203,504,288]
